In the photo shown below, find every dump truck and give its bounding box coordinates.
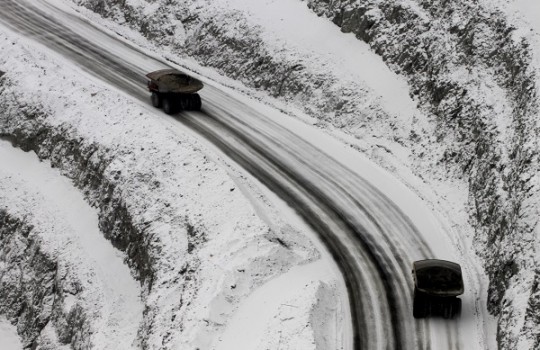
[145,69,203,114]
[412,259,464,319]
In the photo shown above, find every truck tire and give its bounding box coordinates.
[442,303,452,319]
[183,95,192,110]
[413,291,429,318]
[162,97,175,115]
[151,92,161,108]
[441,298,461,319]
[452,298,462,318]
[178,95,187,111]
[192,93,202,111]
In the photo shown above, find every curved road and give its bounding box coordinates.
[0,1,490,349]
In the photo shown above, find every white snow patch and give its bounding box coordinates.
[214,260,338,350]
[488,0,540,67]
[0,317,22,350]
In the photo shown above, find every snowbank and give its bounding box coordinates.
[0,317,23,350]
[214,260,346,350]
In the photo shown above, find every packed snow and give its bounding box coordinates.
[0,317,22,350]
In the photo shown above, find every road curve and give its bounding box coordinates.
[0,0,476,349]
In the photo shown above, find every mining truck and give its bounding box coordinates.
[412,259,464,319]
[146,69,203,114]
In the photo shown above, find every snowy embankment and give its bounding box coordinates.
[0,141,143,349]
[0,25,322,348]
[63,0,538,348]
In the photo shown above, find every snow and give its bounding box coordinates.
[2,0,528,348]
[214,260,337,350]
[499,0,540,78]
[475,1,540,348]
[508,0,540,41]
[0,317,22,350]
[507,1,540,347]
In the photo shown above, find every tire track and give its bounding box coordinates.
[181,104,434,350]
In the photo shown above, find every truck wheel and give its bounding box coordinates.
[162,97,175,115]
[442,298,461,319]
[452,298,462,318]
[151,92,161,108]
[184,95,192,110]
[442,303,452,319]
[413,292,428,318]
[192,94,202,111]
[178,95,187,111]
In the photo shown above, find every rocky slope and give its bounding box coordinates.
[0,173,135,350]
[0,210,79,349]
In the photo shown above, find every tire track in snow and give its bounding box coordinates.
[180,104,436,350]
[0,141,143,349]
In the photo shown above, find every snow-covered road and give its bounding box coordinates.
[0,0,493,349]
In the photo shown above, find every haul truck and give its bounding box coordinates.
[412,259,464,319]
[146,69,203,114]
